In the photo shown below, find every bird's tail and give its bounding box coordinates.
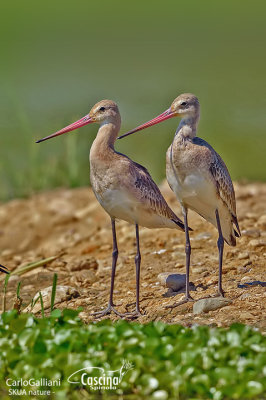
[171,218,193,232]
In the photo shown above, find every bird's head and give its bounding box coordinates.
[36,99,120,143]
[118,93,199,139]
[89,100,120,124]
[170,93,199,118]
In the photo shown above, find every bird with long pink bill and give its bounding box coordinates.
[36,99,188,318]
[118,93,241,307]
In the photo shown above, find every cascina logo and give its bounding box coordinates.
[67,359,134,391]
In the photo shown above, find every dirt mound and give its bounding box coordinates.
[0,182,265,331]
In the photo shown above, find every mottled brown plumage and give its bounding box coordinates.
[120,93,241,303]
[37,99,186,318]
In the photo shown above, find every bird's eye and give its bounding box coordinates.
[99,106,106,112]
[181,101,187,107]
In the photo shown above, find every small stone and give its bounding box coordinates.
[249,239,266,248]
[23,285,80,313]
[206,277,218,285]
[70,257,98,271]
[240,275,253,283]
[1,249,13,257]
[195,232,212,240]
[192,266,208,274]
[74,203,98,219]
[158,272,186,292]
[258,214,266,228]
[246,213,257,220]
[238,252,249,260]
[193,297,232,314]
[242,229,260,238]
[100,244,112,251]
[70,270,97,285]
[152,249,167,255]
[239,293,252,300]
[243,260,252,268]
[196,286,204,292]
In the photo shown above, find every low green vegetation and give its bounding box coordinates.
[0,309,265,399]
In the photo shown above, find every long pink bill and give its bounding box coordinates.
[36,115,94,143]
[117,108,175,139]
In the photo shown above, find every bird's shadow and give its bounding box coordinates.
[163,282,196,298]
[238,281,266,289]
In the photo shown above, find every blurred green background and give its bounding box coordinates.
[0,0,265,201]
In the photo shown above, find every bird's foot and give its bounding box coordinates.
[215,288,225,297]
[165,295,194,309]
[123,309,143,320]
[92,304,125,318]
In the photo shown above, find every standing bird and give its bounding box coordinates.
[36,100,186,317]
[118,94,241,306]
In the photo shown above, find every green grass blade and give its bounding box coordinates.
[16,281,21,299]
[50,273,58,313]
[2,274,11,313]
[11,256,58,276]
[39,291,45,318]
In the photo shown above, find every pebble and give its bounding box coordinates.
[74,203,98,219]
[246,213,257,220]
[248,239,266,248]
[70,269,97,285]
[158,272,186,292]
[195,232,212,240]
[192,266,208,274]
[242,260,252,268]
[258,214,266,228]
[238,252,250,260]
[206,277,218,285]
[240,275,253,283]
[242,229,260,238]
[239,293,252,300]
[70,257,98,271]
[23,285,80,313]
[193,297,232,314]
[152,249,167,255]
[1,249,13,257]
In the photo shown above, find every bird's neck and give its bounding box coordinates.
[90,121,121,161]
[176,113,200,140]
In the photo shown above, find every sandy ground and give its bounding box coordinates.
[0,182,265,331]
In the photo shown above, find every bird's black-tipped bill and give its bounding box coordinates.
[118,108,175,139]
[36,115,94,143]
[0,264,9,274]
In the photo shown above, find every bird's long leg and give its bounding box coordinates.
[120,224,143,319]
[134,223,141,315]
[123,224,143,319]
[93,219,142,319]
[92,218,126,318]
[215,209,225,297]
[166,206,194,309]
[183,207,193,301]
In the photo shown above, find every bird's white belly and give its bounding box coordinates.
[97,188,137,223]
[168,170,217,221]
[96,188,175,229]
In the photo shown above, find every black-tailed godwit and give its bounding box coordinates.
[37,100,187,317]
[119,94,241,307]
